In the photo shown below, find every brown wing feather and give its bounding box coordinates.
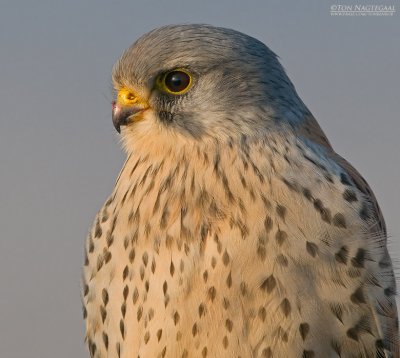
[299,114,398,355]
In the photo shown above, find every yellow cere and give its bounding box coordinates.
[117,88,139,106]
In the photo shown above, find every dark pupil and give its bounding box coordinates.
[165,71,190,92]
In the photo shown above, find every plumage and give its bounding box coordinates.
[83,24,399,357]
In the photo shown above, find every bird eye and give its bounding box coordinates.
[161,70,192,94]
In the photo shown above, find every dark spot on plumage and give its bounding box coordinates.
[258,307,267,322]
[340,172,352,186]
[276,204,286,220]
[202,347,208,357]
[240,282,247,296]
[264,216,273,232]
[94,219,102,238]
[82,306,87,319]
[223,297,230,310]
[299,323,309,341]
[306,241,318,257]
[221,172,235,203]
[199,303,206,317]
[176,331,182,341]
[145,280,150,292]
[261,275,276,293]
[137,306,143,321]
[335,246,348,265]
[160,207,170,229]
[192,323,198,336]
[156,329,163,342]
[88,340,97,356]
[313,199,331,223]
[260,194,272,208]
[101,211,109,223]
[104,250,112,264]
[222,250,230,265]
[313,199,323,210]
[88,236,95,254]
[100,305,107,323]
[116,342,121,358]
[347,267,361,278]
[222,336,229,348]
[208,286,217,301]
[359,202,371,221]
[119,319,125,339]
[302,187,313,202]
[351,287,366,304]
[128,248,135,264]
[275,230,287,246]
[375,339,387,358]
[230,216,249,239]
[121,302,126,317]
[332,213,347,228]
[203,270,208,283]
[213,152,221,175]
[280,298,291,317]
[262,348,272,358]
[104,196,113,207]
[144,178,155,195]
[276,254,288,267]
[102,332,109,350]
[329,303,343,323]
[123,285,129,300]
[83,284,89,297]
[121,189,129,205]
[209,200,226,219]
[107,232,115,248]
[84,250,89,266]
[122,266,129,281]
[351,248,365,268]
[346,327,359,341]
[140,266,145,280]
[225,318,233,332]
[343,189,358,202]
[384,286,396,296]
[128,209,140,226]
[251,161,264,183]
[281,330,288,342]
[142,252,148,267]
[173,311,180,325]
[144,222,151,237]
[302,350,314,358]
[257,243,267,261]
[102,288,109,306]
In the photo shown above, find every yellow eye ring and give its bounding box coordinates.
[157,69,192,95]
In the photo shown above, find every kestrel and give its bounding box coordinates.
[82,25,399,357]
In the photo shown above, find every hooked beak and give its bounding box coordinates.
[112,88,149,133]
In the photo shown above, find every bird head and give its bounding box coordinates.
[112,24,309,151]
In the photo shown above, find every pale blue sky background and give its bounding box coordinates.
[0,0,399,357]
